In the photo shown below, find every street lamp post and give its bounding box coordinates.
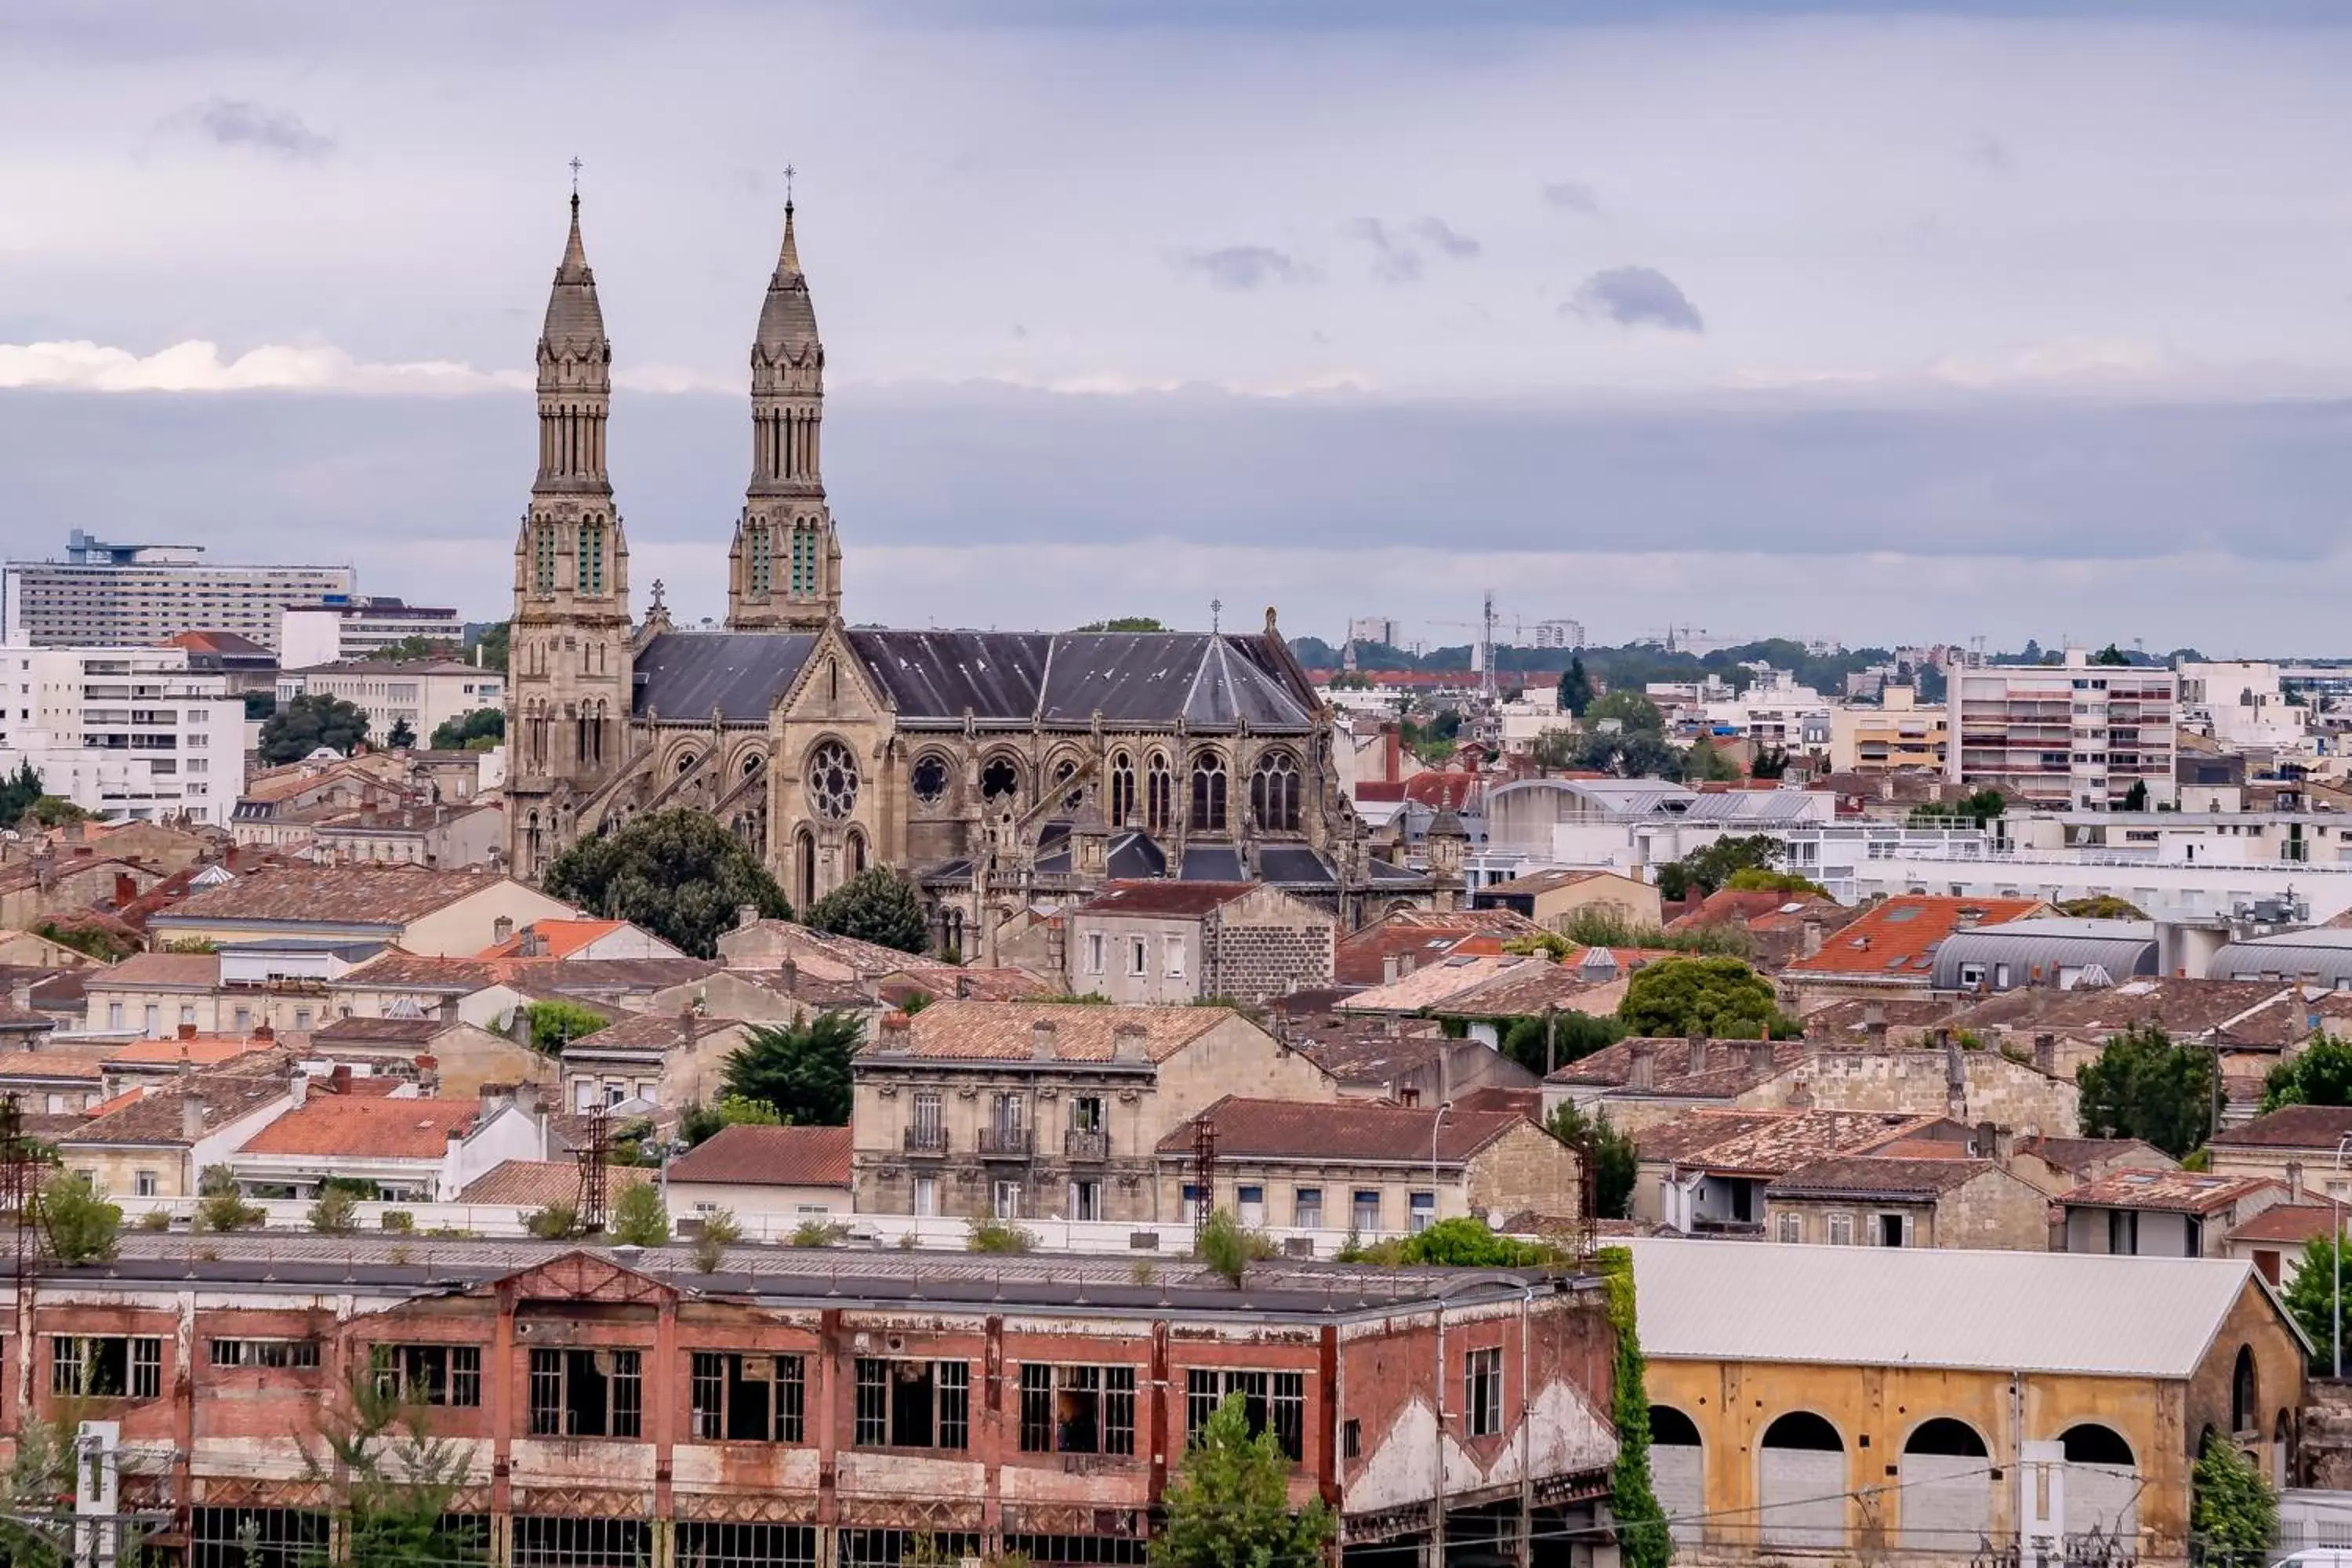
[1430,1101,1454,1233]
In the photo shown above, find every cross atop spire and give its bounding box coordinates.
[783,162,796,212]
[569,156,583,216]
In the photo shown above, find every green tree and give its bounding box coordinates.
[2285,1233,2352,1371]
[2076,1024,2213,1158]
[309,1184,361,1235]
[2057,895,2149,920]
[1548,1102,1640,1220]
[2091,642,2133,667]
[722,1011,864,1126]
[1617,956,1790,1039]
[1723,866,1829,898]
[525,1201,582,1240]
[428,708,505,750]
[258,692,370,764]
[1396,1217,1559,1267]
[194,1163,267,1232]
[303,1373,488,1568]
[1685,741,1742,782]
[471,620,510,673]
[244,690,277,721]
[1559,655,1595,718]
[543,808,792,958]
[1194,1207,1277,1285]
[804,866,930,956]
[1496,1008,1627,1076]
[1911,788,2007,827]
[0,760,45,828]
[1584,689,1664,733]
[39,1171,120,1265]
[1073,616,1168,632]
[2262,1035,2352,1113]
[1571,728,1686,780]
[1594,1249,1671,1568]
[1154,1393,1335,1568]
[677,1094,784,1148]
[385,718,417,750]
[610,1182,670,1247]
[374,633,465,661]
[2121,779,2150,811]
[2190,1427,2278,1557]
[1670,834,1784,898]
[523,999,609,1054]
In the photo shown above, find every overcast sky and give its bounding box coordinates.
[3,0,2351,654]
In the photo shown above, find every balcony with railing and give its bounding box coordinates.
[1064,1129,1109,1162]
[903,1126,948,1156]
[977,1127,1034,1158]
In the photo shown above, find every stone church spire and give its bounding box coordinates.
[509,184,634,882]
[727,194,840,631]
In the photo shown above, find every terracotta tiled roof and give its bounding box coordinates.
[1156,1095,1528,1164]
[474,919,632,960]
[1664,889,1791,931]
[1797,996,1972,1044]
[867,1001,1239,1065]
[1333,909,1541,987]
[457,1158,651,1207]
[876,967,1054,1006]
[727,921,931,982]
[1942,978,2300,1044]
[336,951,715,996]
[109,1036,278,1066]
[1072,881,1261,918]
[1297,1031,1458,1087]
[238,1096,481,1159]
[1635,1109,1949,1176]
[2060,1167,2284,1215]
[0,1048,114,1083]
[1767,1156,1994,1199]
[1424,962,1614,1019]
[1482,868,1640,898]
[564,1012,742,1053]
[63,1056,295,1147]
[310,1016,452,1045]
[2015,1135,2174,1176]
[1548,1036,1806,1097]
[2209,1105,2352,1152]
[154,866,510,927]
[2226,1203,2336,1246]
[93,951,223,989]
[1337,954,1557,1015]
[1782,895,2048,981]
[666,1124,854,1189]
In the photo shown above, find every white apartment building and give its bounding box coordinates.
[1697,676,1831,753]
[1529,619,1586,650]
[0,643,248,824]
[1,533,351,651]
[1947,651,2178,810]
[278,659,503,746]
[2177,662,2310,750]
[279,597,465,668]
[1345,616,1401,648]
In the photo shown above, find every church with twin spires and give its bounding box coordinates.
[504,191,1444,952]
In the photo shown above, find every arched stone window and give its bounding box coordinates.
[2233,1345,2259,1435]
[575,518,605,594]
[848,828,868,877]
[1758,1412,1845,1549]
[1250,750,1301,832]
[747,519,772,594]
[806,740,859,821]
[1052,757,1083,812]
[1109,750,1136,827]
[1649,1406,1703,1548]
[2057,1423,2139,1543]
[1189,751,1228,833]
[911,753,951,807]
[1145,753,1172,834]
[795,827,817,910]
[981,755,1021,805]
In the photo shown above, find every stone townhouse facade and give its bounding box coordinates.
[849,1000,1337,1224]
[16,1242,1623,1568]
[1063,881,1336,1005]
[1763,1153,2055,1250]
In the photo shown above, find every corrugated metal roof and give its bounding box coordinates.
[1626,1236,2299,1377]
[2212,928,2352,986]
[1931,919,2159,990]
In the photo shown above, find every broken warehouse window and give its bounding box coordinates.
[689,1352,808,1443]
[368,1343,481,1407]
[852,1358,969,1450]
[528,1347,643,1438]
[1018,1364,1138,1456]
[50,1336,162,1399]
[1184,1368,1305,1461]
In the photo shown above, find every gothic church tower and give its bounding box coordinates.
[507,191,634,879]
[726,201,840,630]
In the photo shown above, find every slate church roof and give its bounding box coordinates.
[631,630,1318,731]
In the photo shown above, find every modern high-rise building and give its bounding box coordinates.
[1947,650,2178,810]
[1346,615,1401,648]
[0,641,249,823]
[1,532,353,651]
[1530,619,1586,650]
[279,597,465,669]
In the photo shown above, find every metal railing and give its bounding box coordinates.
[1064,1129,1109,1161]
[976,1127,1034,1157]
[902,1126,947,1154]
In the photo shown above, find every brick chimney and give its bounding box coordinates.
[878,1012,913,1052]
[1628,1040,1657,1091]
[1114,1021,1149,1062]
[1031,1019,1058,1060]
[8,977,32,1014]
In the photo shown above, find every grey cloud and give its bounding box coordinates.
[1542,180,1599,215]
[1412,217,1482,259]
[1174,245,1308,291]
[1349,218,1423,283]
[1968,132,2017,176]
[1566,265,1704,332]
[169,96,335,159]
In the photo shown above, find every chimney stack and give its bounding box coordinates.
[1114,1020,1149,1062]
[287,1066,307,1108]
[1747,1039,1774,1075]
[177,1022,198,1041]
[1628,1040,1657,1091]
[1687,1033,1708,1075]
[2032,1033,2056,1074]
[416,1054,440,1096]
[1944,1033,1967,1120]
[879,1011,913,1052]
[955,974,975,1000]
[1787,1076,1813,1109]
[180,1092,205,1143]
[2289,1160,2307,1203]
[1863,1003,1888,1052]
[1800,918,1824,959]
[738,903,760,931]
[1031,1019,1058,1061]
[1382,953,1402,985]
[492,915,514,946]
[7,977,31,1013]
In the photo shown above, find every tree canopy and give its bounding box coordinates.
[804,866,930,955]
[2190,1427,2278,1555]
[470,621,510,673]
[430,708,505,751]
[1558,655,1594,718]
[1395,1218,1561,1267]
[1657,834,1785,901]
[385,718,417,750]
[258,692,369,764]
[2283,1234,2352,1373]
[722,1011,864,1126]
[1154,1393,1335,1568]
[1583,689,1664,733]
[2262,1034,2352,1114]
[523,999,608,1054]
[2076,1024,2212,1158]
[1073,617,1167,632]
[1548,1102,1639,1220]
[1617,956,1790,1040]
[543,808,791,958]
